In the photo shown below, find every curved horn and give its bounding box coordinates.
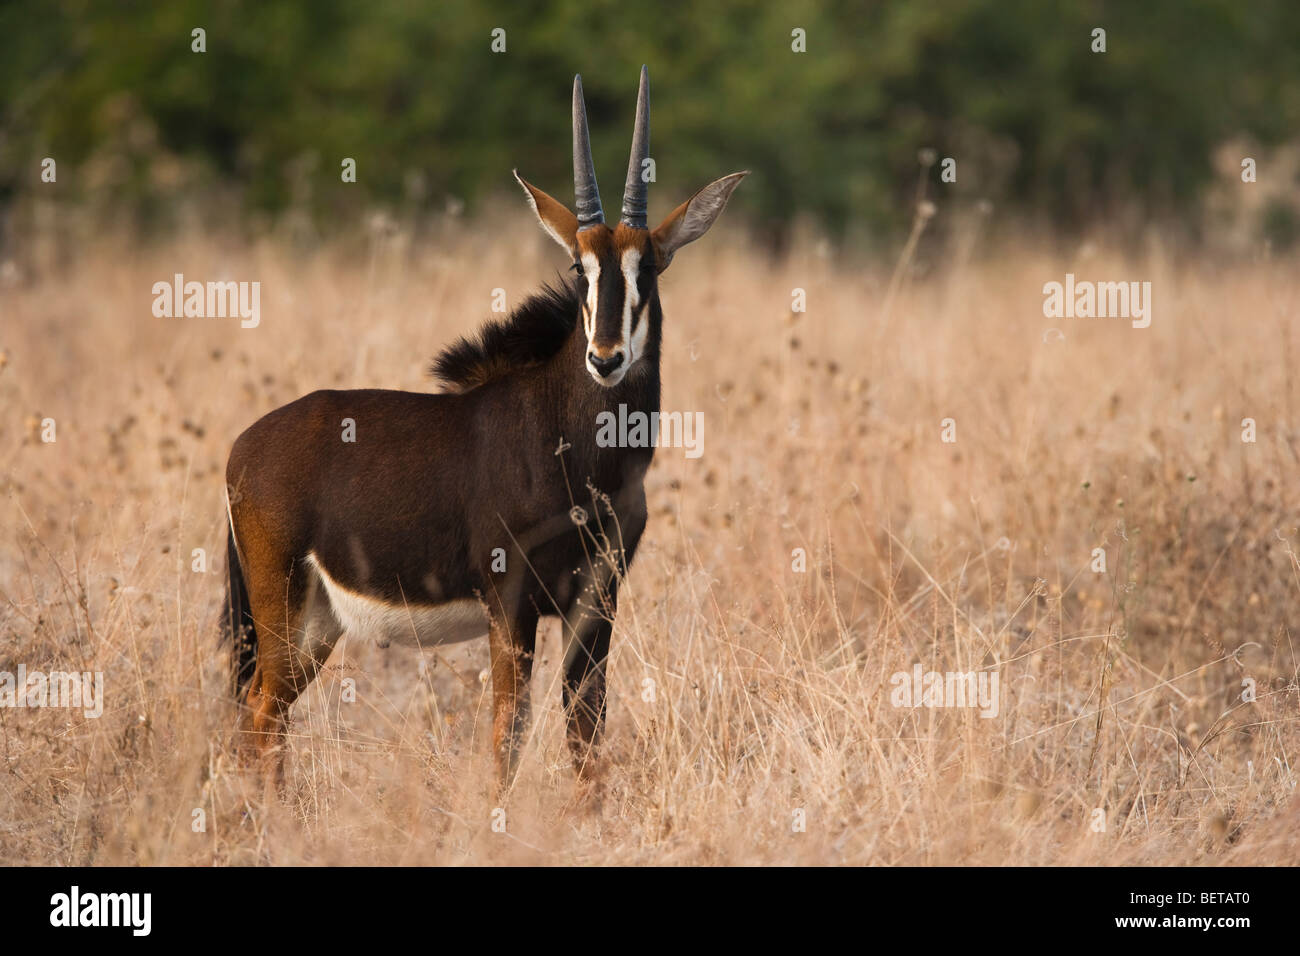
[572,75,604,231]
[620,65,650,229]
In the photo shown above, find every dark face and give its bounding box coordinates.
[573,224,657,387]
[514,157,746,389]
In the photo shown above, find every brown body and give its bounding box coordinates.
[226,282,656,786]
[222,67,745,791]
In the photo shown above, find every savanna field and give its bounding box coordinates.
[1,208,1298,865]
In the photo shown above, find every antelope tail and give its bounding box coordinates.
[222,521,258,700]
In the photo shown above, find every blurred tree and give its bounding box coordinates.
[1,0,1298,248]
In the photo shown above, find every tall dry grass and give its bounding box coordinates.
[1,211,1298,864]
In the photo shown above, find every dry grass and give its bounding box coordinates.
[1,209,1299,865]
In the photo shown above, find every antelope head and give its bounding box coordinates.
[515,66,747,387]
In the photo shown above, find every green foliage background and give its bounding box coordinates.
[2,0,1298,247]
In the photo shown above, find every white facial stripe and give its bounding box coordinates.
[581,252,601,341]
[629,286,650,364]
[582,247,646,386]
[620,247,642,362]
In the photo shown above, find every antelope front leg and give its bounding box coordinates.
[487,604,538,792]
[561,574,616,780]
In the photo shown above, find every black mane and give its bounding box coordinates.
[429,279,579,393]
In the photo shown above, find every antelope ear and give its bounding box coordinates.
[514,171,580,259]
[650,171,748,273]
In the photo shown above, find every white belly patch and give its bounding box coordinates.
[305,552,488,648]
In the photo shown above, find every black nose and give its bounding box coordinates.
[588,351,625,377]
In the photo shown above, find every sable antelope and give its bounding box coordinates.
[222,66,746,790]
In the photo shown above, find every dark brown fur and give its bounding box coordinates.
[225,254,661,789]
[223,70,744,793]
[430,280,579,394]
